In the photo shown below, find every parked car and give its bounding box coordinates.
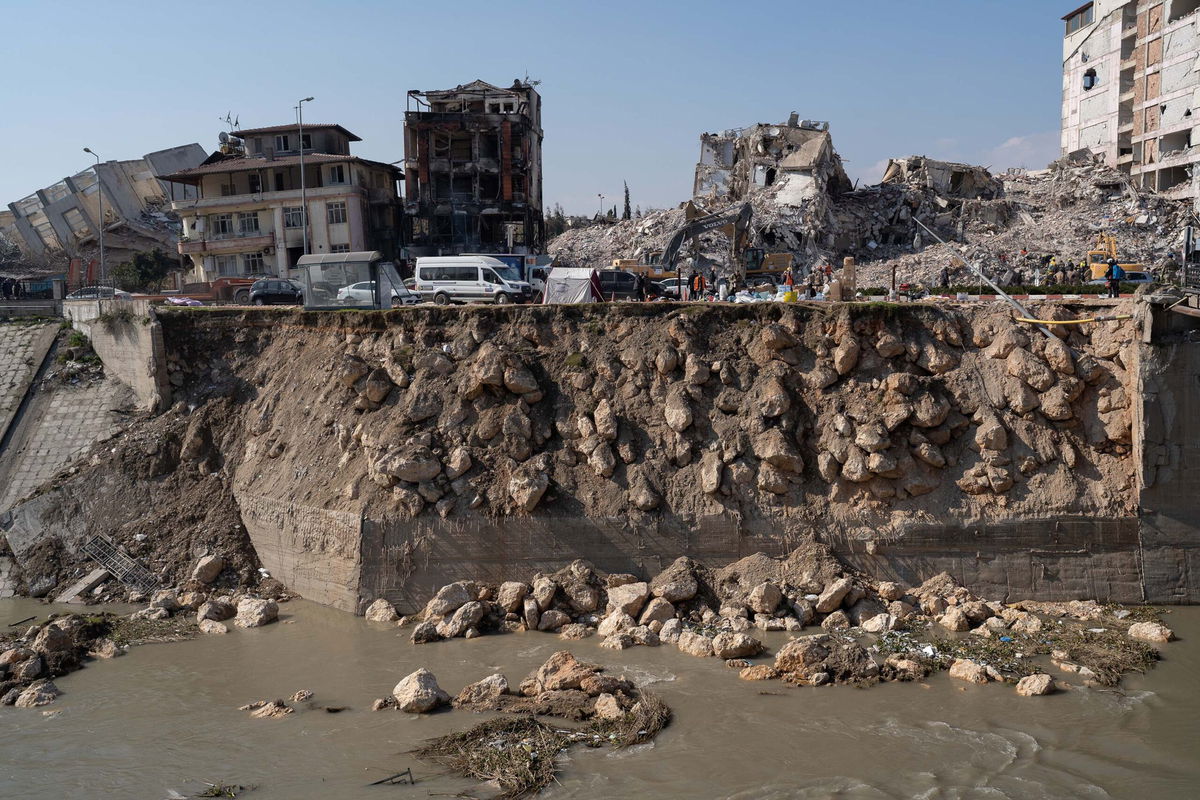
[595,269,643,301]
[249,278,303,305]
[414,256,532,305]
[1086,271,1154,285]
[655,277,685,298]
[66,286,132,300]
[336,280,420,306]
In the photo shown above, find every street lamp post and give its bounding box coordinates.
[82,148,105,286]
[597,193,605,219]
[297,97,314,256]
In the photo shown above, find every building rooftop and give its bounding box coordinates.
[228,123,362,142]
[160,153,398,185]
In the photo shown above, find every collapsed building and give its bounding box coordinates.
[402,80,544,258]
[0,145,206,275]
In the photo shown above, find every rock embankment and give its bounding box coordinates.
[368,543,1174,697]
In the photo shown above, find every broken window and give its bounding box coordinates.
[433,174,451,200]
[1083,68,1098,91]
[432,133,451,158]
[452,175,473,199]
[480,133,500,160]
[480,173,500,199]
[450,133,473,161]
[63,208,90,237]
[765,167,777,186]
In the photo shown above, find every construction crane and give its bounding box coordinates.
[658,203,754,286]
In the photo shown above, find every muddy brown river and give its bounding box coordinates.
[1,598,1197,799]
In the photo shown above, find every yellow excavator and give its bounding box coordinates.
[1085,233,1144,280]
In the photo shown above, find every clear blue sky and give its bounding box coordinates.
[0,0,1063,216]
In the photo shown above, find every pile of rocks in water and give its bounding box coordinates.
[126,555,288,635]
[0,614,125,708]
[370,544,1176,696]
[378,649,660,727]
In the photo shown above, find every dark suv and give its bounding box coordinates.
[597,269,657,301]
[249,279,303,305]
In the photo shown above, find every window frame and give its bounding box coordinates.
[275,134,290,152]
[283,207,304,228]
[326,200,347,225]
[211,213,234,237]
[329,243,350,254]
[328,164,346,184]
[237,212,260,235]
[244,252,265,273]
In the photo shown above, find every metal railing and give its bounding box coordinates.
[80,534,158,593]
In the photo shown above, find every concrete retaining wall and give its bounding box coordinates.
[64,298,169,411]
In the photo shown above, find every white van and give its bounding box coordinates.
[414,256,533,305]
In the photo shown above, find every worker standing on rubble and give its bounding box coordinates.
[690,270,707,301]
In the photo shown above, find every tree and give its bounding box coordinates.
[544,203,568,239]
[112,248,175,292]
[622,181,632,220]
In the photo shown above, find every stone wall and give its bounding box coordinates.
[0,321,57,445]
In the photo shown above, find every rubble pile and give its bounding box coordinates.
[550,142,1190,291]
[382,545,1172,694]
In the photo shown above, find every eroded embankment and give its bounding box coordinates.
[1,299,1155,610]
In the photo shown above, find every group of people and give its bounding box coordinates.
[0,277,25,300]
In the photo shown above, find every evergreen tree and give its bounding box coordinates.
[111,248,175,292]
[622,181,632,220]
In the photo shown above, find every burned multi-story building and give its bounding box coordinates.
[402,80,544,257]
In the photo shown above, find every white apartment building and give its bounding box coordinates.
[162,123,401,280]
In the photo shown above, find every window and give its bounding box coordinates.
[284,207,304,228]
[1083,68,1098,91]
[274,172,285,192]
[1064,5,1095,35]
[252,138,263,154]
[212,255,239,275]
[483,269,502,285]
[248,173,261,193]
[221,183,235,197]
[330,243,350,253]
[326,201,347,224]
[275,134,290,152]
[212,213,234,237]
[329,164,346,184]
[237,212,259,235]
[244,252,265,273]
[300,133,311,150]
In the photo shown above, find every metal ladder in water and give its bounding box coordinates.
[80,535,158,594]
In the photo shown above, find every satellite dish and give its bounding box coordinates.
[219,132,230,144]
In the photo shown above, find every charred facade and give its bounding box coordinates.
[402,80,544,257]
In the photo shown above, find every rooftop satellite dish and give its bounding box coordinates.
[219,132,230,144]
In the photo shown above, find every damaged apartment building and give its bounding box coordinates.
[162,123,401,280]
[0,144,206,271]
[402,80,544,257]
[1061,0,1200,205]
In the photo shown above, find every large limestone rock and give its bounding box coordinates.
[509,470,549,512]
[454,673,509,707]
[392,668,450,713]
[191,555,225,584]
[650,557,699,602]
[639,597,675,626]
[664,391,693,432]
[747,582,783,615]
[32,625,73,656]
[606,582,650,617]
[234,598,279,628]
[411,621,441,644]
[774,636,829,676]
[1015,673,1055,696]
[815,577,853,614]
[948,658,989,685]
[13,680,59,708]
[424,582,474,618]
[197,599,236,623]
[677,630,715,658]
[495,582,529,613]
[1006,348,1055,392]
[199,619,228,635]
[437,601,485,639]
[364,598,399,623]
[938,607,970,632]
[753,429,804,473]
[1128,621,1174,643]
[523,651,598,693]
[537,610,572,632]
[711,632,764,659]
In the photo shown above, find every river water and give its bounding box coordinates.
[1,598,1197,800]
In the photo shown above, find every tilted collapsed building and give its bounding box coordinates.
[0,144,206,270]
[402,79,544,258]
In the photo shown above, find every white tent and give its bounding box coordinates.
[542,267,603,304]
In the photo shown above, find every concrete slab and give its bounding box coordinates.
[54,567,110,604]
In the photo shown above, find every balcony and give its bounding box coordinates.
[179,231,275,255]
[171,184,368,213]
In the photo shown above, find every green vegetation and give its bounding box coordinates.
[111,248,175,292]
[564,352,586,369]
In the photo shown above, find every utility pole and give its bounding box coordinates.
[297,96,314,256]
[597,193,605,219]
[82,148,105,286]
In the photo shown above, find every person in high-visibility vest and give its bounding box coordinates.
[690,271,707,300]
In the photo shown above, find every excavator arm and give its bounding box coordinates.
[660,203,753,283]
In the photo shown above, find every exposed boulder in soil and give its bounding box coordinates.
[1127,622,1174,643]
[191,554,225,584]
[948,658,989,685]
[13,680,59,708]
[393,668,450,713]
[197,600,235,622]
[677,631,715,658]
[198,619,228,635]
[424,582,475,619]
[711,632,764,659]
[606,582,650,617]
[649,557,700,603]
[454,673,510,708]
